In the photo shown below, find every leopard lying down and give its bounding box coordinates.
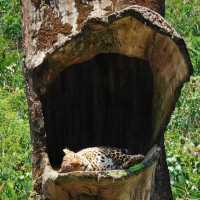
[59,147,144,173]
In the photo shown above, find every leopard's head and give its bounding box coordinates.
[59,149,88,172]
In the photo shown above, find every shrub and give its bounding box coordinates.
[0,89,32,200]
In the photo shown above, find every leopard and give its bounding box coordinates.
[59,147,144,173]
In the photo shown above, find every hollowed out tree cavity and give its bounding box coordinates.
[41,54,154,167]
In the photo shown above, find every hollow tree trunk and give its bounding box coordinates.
[22,0,192,200]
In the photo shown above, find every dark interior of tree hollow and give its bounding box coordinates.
[41,53,154,167]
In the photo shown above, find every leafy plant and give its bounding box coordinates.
[0,0,22,89]
[0,0,21,42]
[0,89,31,200]
[166,77,200,199]
[166,0,200,75]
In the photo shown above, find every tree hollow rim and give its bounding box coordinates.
[43,145,160,180]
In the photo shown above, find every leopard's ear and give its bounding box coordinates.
[63,148,73,155]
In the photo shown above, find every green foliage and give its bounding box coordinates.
[0,88,32,200]
[166,132,200,199]
[165,2,200,196]
[0,37,23,89]
[0,0,23,89]
[166,77,200,199]
[165,132,200,199]
[0,0,21,42]
[166,0,200,75]
[168,77,200,140]
[0,1,31,199]
[165,2,200,198]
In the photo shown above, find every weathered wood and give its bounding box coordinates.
[42,146,160,200]
[22,1,192,200]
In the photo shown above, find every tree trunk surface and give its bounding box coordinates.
[22,0,192,200]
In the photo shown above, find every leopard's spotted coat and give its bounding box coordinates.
[59,147,144,173]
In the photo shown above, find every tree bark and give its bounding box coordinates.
[22,0,192,199]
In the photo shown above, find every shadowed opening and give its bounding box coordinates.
[41,53,154,167]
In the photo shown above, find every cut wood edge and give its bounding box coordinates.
[42,146,160,200]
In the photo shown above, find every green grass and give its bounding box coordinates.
[165,77,200,199]
[165,1,200,199]
[166,0,200,76]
